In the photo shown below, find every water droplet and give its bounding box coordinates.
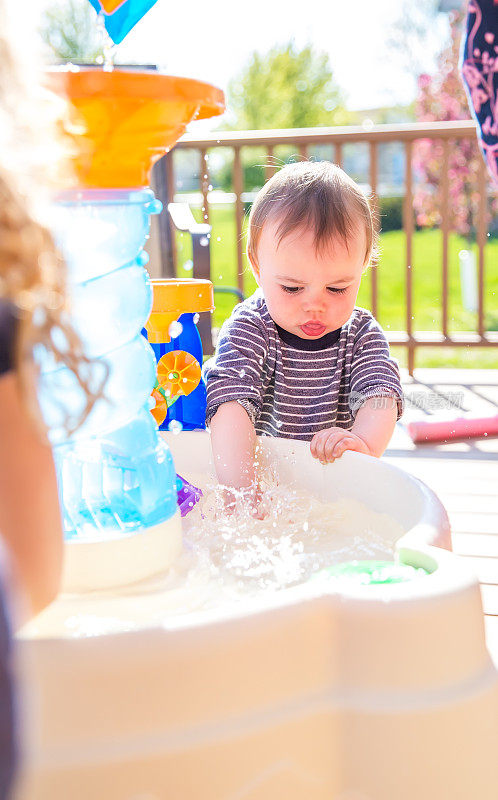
[183,259,193,272]
[200,236,209,247]
[169,320,183,338]
[168,420,183,435]
[148,199,163,216]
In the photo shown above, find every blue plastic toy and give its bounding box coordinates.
[88,0,159,44]
[41,188,180,539]
[143,279,214,432]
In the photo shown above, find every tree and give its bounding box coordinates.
[386,0,450,99]
[413,11,497,237]
[39,0,102,63]
[227,41,349,131]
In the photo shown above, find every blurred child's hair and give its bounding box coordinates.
[0,1,104,437]
[247,160,378,269]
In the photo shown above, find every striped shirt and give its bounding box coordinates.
[203,291,403,441]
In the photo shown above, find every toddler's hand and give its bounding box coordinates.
[219,486,267,519]
[310,427,371,463]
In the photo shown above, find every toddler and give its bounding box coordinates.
[203,161,403,495]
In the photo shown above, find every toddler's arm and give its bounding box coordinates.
[351,396,397,456]
[311,397,397,462]
[210,400,257,491]
[312,310,403,463]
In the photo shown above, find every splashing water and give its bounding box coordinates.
[168,320,183,339]
[23,466,404,639]
[96,13,118,72]
[183,465,401,596]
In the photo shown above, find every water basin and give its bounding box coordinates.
[16,432,498,799]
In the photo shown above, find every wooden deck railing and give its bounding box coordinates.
[155,121,498,372]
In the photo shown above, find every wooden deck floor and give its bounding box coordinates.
[385,368,498,666]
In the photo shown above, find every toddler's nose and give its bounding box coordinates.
[302,290,326,314]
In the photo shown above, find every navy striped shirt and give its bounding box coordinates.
[203,291,403,441]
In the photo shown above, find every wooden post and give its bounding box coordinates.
[233,147,245,294]
[152,153,176,278]
[477,157,487,339]
[200,148,210,225]
[441,140,450,339]
[369,141,379,320]
[404,141,415,375]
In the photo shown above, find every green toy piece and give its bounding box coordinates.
[313,560,429,585]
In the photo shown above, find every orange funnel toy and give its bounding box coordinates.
[46,68,224,188]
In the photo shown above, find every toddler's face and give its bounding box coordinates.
[251,219,367,339]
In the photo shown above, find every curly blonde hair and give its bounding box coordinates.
[0,1,103,438]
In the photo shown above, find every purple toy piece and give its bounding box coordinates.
[176,474,202,517]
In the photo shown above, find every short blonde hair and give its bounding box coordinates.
[247,161,377,269]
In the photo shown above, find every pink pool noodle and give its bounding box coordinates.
[407,415,498,444]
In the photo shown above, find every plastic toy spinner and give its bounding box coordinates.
[157,351,201,399]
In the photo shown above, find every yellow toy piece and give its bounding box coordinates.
[145,279,215,344]
[98,0,125,11]
[156,351,202,400]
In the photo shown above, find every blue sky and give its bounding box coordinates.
[33,0,450,115]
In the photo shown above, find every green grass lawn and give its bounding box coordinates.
[175,205,498,369]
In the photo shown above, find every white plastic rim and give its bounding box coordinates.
[61,510,182,592]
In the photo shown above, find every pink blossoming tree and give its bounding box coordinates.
[413,11,497,237]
